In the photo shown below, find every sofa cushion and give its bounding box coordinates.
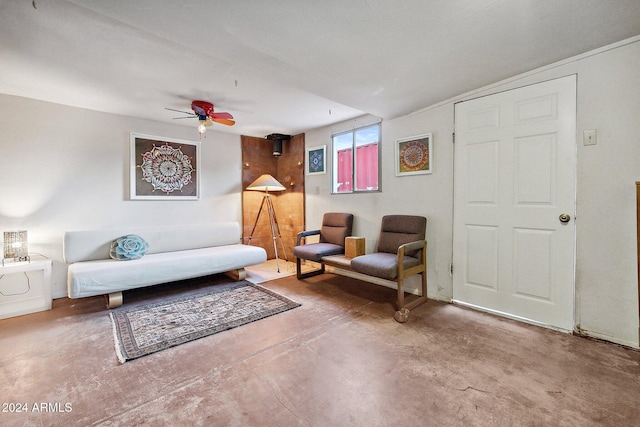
[64,222,242,263]
[350,252,421,280]
[110,235,149,260]
[293,243,344,262]
[68,244,267,298]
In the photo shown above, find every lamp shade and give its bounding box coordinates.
[246,174,286,192]
[4,230,28,261]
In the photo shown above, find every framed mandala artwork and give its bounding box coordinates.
[395,133,432,176]
[130,133,200,200]
[306,145,326,175]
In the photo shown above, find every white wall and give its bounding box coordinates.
[1,37,638,348]
[574,40,640,346]
[305,112,455,300]
[305,37,640,348]
[0,95,243,298]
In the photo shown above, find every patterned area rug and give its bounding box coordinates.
[109,280,300,363]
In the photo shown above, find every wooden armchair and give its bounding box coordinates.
[293,213,354,279]
[350,215,427,323]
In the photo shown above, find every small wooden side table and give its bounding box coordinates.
[345,237,366,259]
[0,259,52,319]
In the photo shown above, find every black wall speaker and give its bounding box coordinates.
[266,133,291,157]
[272,139,283,156]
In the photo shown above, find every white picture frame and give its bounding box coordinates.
[306,145,326,175]
[395,133,432,176]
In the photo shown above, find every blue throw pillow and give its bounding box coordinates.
[110,234,149,260]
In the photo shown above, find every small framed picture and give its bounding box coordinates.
[130,133,200,200]
[395,133,432,176]
[306,145,326,175]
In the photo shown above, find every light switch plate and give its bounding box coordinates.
[583,129,597,146]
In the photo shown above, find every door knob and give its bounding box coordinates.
[559,213,571,223]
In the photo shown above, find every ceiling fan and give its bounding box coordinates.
[166,100,235,135]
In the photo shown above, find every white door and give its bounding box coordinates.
[453,75,576,331]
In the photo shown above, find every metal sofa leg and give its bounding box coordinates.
[224,268,246,281]
[105,292,123,309]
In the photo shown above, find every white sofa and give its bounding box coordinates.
[64,222,267,307]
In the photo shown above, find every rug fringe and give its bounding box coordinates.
[109,311,127,364]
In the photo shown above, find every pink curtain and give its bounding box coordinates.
[355,143,378,191]
[337,143,378,192]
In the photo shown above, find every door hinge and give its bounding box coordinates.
[449,263,454,276]
[452,132,455,144]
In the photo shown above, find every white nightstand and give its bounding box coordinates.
[0,259,52,319]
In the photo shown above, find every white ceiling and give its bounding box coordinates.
[1,0,640,138]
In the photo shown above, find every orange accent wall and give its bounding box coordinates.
[242,134,305,261]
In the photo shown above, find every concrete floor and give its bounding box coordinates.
[1,272,639,426]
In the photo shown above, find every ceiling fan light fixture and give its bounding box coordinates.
[198,121,207,135]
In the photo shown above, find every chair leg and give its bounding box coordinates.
[296,257,326,279]
[396,277,405,310]
[394,308,410,323]
[394,278,410,323]
[421,270,427,299]
[393,272,428,323]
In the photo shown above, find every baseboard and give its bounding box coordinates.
[574,327,640,350]
[453,301,640,349]
[452,300,573,334]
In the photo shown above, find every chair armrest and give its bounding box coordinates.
[296,229,320,245]
[398,240,426,256]
[398,240,426,267]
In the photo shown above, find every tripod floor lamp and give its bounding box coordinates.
[246,174,288,272]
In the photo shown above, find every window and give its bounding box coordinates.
[332,123,380,193]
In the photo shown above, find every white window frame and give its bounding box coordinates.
[331,123,381,194]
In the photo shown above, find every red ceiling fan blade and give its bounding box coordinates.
[210,111,234,120]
